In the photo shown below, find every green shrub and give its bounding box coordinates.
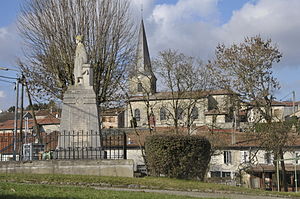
[145,134,211,180]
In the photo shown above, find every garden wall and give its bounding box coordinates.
[0,159,134,177]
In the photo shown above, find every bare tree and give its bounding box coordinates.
[154,49,211,134]
[208,36,281,123]
[208,35,295,191]
[18,0,135,123]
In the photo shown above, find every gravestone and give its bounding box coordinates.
[59,36,99,149]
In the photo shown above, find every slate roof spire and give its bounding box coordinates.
[136,19,155,77]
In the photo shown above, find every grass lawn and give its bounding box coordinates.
[0,182,222,199]
[0,173,299,198]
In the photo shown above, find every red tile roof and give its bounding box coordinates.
[125,126,300,149]
[0,117,60,130]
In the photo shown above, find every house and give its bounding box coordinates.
[101,108,125,129]
[247,101,300,123]
[0,116,60,134]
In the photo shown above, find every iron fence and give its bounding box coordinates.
[0,129,127,161]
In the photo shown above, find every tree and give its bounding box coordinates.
[25,100,59,112]
[154,49,211,134]
[7,106,15,113]
[18,0,135,126]
[208,36,281,123]
[208,35,293,191]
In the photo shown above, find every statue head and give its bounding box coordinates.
[76,35,83,44]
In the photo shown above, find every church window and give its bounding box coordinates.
[176,107,184,120]
[137,83,143,92]
[160,107,167,121]
[134,109,141,121]
[191,106,199,119]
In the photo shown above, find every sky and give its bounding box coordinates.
[1,0,300,111]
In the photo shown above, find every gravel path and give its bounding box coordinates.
[93,187,298,199]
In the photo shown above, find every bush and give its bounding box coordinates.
[145,134,211,180]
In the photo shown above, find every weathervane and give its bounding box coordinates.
[141,2,143,19]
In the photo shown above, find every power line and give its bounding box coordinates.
[0,78,15,84]
[0,75,18,80]
[279,91,293,101]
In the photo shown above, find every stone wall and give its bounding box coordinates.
[0,159,134,177]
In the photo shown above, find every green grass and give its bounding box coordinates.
[0,173,299,198]
[0,182,221,199]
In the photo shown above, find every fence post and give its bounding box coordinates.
[123,132,127,159]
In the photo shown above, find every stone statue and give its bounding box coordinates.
[74,35,88,85]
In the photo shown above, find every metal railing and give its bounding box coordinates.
[0,129,127,161]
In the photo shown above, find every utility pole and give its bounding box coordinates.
[19,75,25,159]
[293,91,296,116]
[25,83,40,143]
[13,78,20,161]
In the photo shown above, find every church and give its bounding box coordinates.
[124,20,242,131]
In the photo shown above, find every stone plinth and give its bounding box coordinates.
[59,84,99,148]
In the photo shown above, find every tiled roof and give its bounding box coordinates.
[204,110,228,115]
[124,126,300,149]
[251,164,300,172]
[0,117,60,130]
[129,89,233,101]
[0,112,14,122]
[271,101,300,106]
[102,108,125,116]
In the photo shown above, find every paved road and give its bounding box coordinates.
[93,187,298,199]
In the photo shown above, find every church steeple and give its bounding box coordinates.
[136,20,152,75]
[129,20,157,95]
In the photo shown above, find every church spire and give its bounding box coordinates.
[129,20,157,95]
[136,19,153,76]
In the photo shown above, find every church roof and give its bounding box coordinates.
[129,89,233,101]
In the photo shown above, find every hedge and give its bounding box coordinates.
[145,134,211,180]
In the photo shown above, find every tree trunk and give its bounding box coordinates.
[280,149,288,192]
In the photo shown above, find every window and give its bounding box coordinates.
[224,151,232,164]
[176,107,184,120]
[222,172,231,178]
[134,109,141,121]
[264,152,273,164]
[137,83,143,92]
[240,151,249,163]
[160,107,167,121]
[191,106,199,120]
[210,171,221,178]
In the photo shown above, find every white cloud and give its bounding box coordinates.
[0,91,6,98]
[143,0,300,66]
[0,27,8,38]
[217,0,300,66]
[130,0,156,23]
[0,23,21,65]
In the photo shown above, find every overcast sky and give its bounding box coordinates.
[1,0,300,111]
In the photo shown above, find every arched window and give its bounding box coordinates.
[137,83,143,92]
[160,107,167,121]
[176,107,184,120]
[134,109,141,121]
[191,106,199,119]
